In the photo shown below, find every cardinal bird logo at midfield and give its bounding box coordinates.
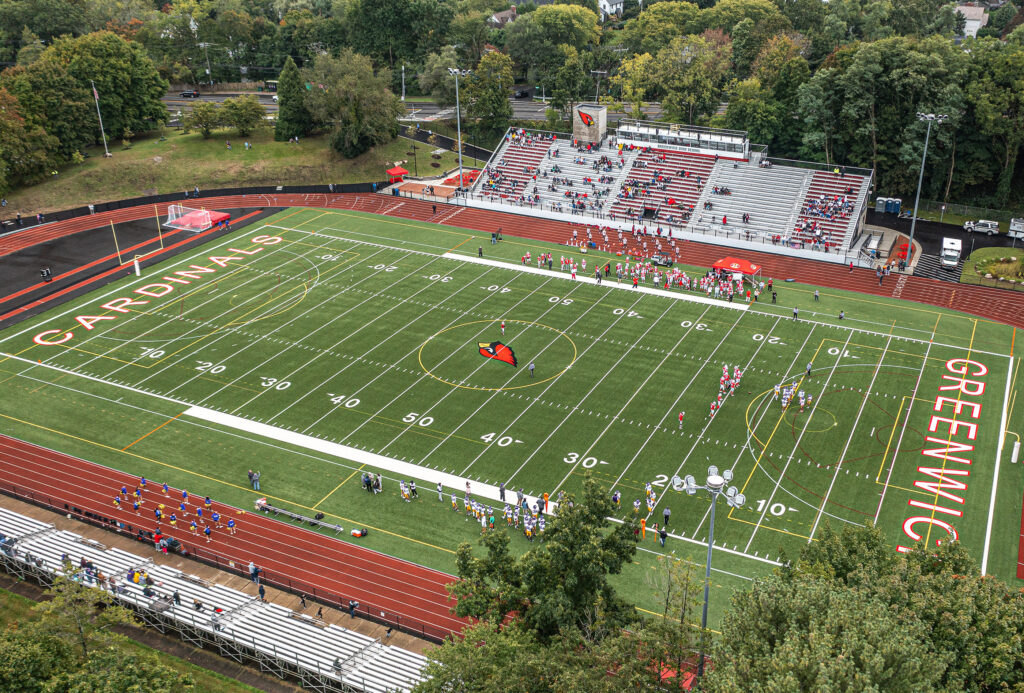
[578,110,594,126]
[478,341,518,367]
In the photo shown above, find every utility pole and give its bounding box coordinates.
[907,113,947,273]
[590,70,607,103]
[90,80,110,158]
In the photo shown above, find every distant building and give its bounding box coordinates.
[489,5,517,27]
[598,0,625,17]
[957,4,990,37]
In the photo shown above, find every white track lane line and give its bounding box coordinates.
[982,355,1015,574]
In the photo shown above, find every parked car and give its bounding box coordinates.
[179,90,200,98]
[963,219,1000,235]
[514,89,531,99]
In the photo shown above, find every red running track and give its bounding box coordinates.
[0,434,467,641]
[3,192,1022,329]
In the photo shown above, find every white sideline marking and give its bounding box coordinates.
[442,253,749,311]
[185,405,531,508]
[981,355,1015,575]
[606,517,781,567]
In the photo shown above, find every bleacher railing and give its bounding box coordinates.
[439,189,873,266]
[0,480,457,644]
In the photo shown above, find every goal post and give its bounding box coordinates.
[164,204,213,232]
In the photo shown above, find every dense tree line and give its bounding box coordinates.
[414,478,1024,690]
[1,0,1023,205]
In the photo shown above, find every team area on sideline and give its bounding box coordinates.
[0,207,1017,622]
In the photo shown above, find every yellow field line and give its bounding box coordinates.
[122,412,183,451]
[0,412,456,555]
[734,339,826,509]
[877,396,908,482]
[314,466,364,508]
[447,237,475,253]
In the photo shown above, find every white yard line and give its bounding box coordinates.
[299,271,534,436]
[806,333,891,542]
[110,240,377,386]
[613,315,779,495]
[454,294,647,478]
[194,251,449,410]
[873,341,935,523]
[549,305,719,495]
[504,302,691,489]
[139,245,394,394]
[373,278,584,455]
[443,253,750,311]
[417,288,617,469]
[607,516,781,568]
[42,228,338,373]
[981,355,1015,575]
[0,222,286,348]
[266,265,497,422]
[688,325,821,540]
[746,331,858,552]
[753,305,1008,359]
[338,276,561,444]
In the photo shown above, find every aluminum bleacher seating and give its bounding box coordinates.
[793,170,868,251]
[693,163,810,244]
[608,148,718,227]
[0,506,428,693]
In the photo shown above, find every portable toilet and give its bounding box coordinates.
[891,198,901,215]
[875,197,888,213]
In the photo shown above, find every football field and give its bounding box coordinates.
[1,207,1020,624]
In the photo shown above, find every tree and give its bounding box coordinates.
[0,87,57,193]
[220,94,267,136]
[24,576,134,659]
[653,32,732,124]
[449,473,638,640]
[696,0,788,33]
[16,27,45,66]
[464,51,515,141]
[551,45,590,118]
[303,50,403,158]
[183,101,222,138]
[711,523,1024,691]
[45,647,192,692]
[0,0,89,45]
[529,3,601,49]
[274,56,312,141]
[37,31,167,139]
[346,0,454,68]
[723,78,782,146]
[612,52,655,118]
[0,60,93,160]
[706,574,940,692]
[418,46,460,107]
[0,629,73,693]
[967,40,1024,205]
[620,1,699,55]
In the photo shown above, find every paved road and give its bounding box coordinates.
[162,92,662,122]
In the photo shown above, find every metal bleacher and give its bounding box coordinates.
[792,170,870,251]
[0,506,429,693]
[608,148,718,225]
[691,162,810,245]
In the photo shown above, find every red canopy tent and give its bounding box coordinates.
[712,256,762,279]
[386,166,409,183]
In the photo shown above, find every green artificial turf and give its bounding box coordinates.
[1,208,1020,628]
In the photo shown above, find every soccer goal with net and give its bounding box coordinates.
[164,205,230,232]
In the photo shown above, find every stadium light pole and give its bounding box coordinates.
[448,68,471,194]
[907,113,947,272]
[681,467,745,679]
